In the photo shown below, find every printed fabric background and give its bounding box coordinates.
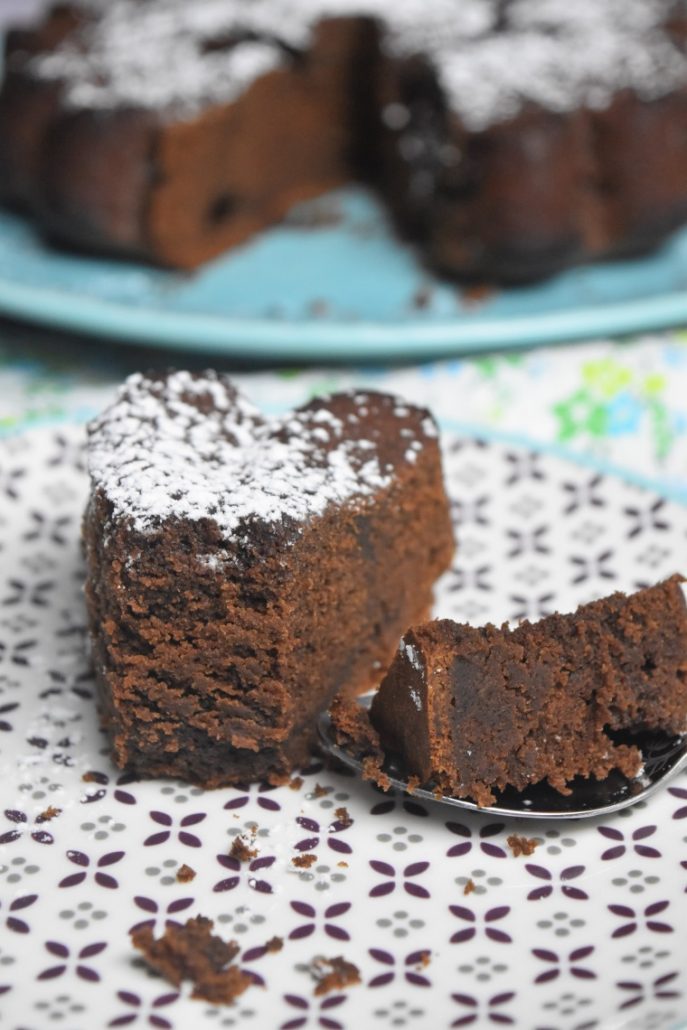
[1,332,687,503]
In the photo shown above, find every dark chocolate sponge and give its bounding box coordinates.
[370,577,687,806]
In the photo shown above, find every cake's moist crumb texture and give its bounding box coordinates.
[83,370,454,787]
[370,576,687,806]
[131,916,250,1004]
[3,1,687,280]
[310,955,362,996]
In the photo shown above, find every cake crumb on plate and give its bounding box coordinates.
[310,955,361,996]
[507,834,539,857]
[131,915,250,1005]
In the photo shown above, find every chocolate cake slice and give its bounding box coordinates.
[83,370,454,786]
[369,577,687,806]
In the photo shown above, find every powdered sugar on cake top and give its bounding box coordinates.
[86,371,432,539]
[436,1,687,129]
[370,0,687,130]
[27,0,687,127]
[33,0,287,114]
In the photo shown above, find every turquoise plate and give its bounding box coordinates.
[1,187,687,360]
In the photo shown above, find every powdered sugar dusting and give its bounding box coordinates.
[400,637,425,711]
[32,0,287,114]
[408,686,422,711]
[374,0,687,129]
[25,0,687,126]
[438,3,687,129]
[87,371,432,539]
[269,0,499,50]
[196,552,231,571]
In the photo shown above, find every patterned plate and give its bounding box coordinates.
[0,426,686,1030]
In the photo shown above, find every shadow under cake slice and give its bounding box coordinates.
[369,576,687,806]
[83,369,454,786]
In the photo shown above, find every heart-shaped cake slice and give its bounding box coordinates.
[83,370,454,785]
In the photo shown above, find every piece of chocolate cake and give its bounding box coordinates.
[370,577,687,806]
[83,370,454,786]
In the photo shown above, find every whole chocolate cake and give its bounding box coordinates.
[83,370,454,786]
[369,577,687,806]
[2,0,687,281]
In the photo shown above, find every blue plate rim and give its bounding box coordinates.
[2,274,687,360]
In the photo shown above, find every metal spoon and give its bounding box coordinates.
[318,696,687,821]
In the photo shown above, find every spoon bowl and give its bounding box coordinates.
[318,696,687,820]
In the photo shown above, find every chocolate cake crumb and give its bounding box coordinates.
[463,878,476,895]
[334,807,352,829]
[312,783,332,799]
[330,696,383,758]
[414,950,431,969]
[292,853,317,869]
[406,776,421,794]
[176,863,196,883]
[507,834,539,857]
[36,805,61,823]
[460,284,496,308]
[265,936,283,953]
[131,916,249,1005]
[337,861,348,869]
[362,755,391,791]
[230,835,258,862]
[191,967,251,1005]
[286,200,343,230]
[81,771,99,783]
[310,956,361,996]
[412,285,433,310]
[289,777,304,791]
[308,299,330,318]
